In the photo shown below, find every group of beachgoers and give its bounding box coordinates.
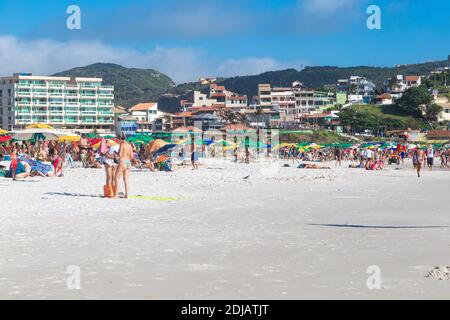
[0,134,133,198]
[279,143,449,177]
[0,140,64,179]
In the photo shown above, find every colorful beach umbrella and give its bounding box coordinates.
[91,139,118,149]
[59,134,81,142]
[12,128,66,141]
[26,124,54,130]
[147,139,169,154]
[0,135,12,143]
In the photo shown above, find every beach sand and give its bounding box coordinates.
[0,158,449,299]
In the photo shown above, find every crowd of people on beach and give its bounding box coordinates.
[1,134,449,192]
[279,143,450,176]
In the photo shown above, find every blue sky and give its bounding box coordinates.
[0,0,449,82]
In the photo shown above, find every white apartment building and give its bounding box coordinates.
[258,84,273,108]
[192,91,217,108]
[337,76,376,104]
[255,82,335,115]
[190,84,248,111]
[271,87,296,115]
[0,73,114,130]
[129,102,166,131]
[383,75,422,99]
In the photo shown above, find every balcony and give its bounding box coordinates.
[33,112,49,116]
[49,118,64,124]
[80,119,97,124]
[33,84,48,89]
[17,84,32,89]
[33,101,49,107]
[98,119,114,124]
[17,109,32,115]
[33,92,49,98]
[100,85,114,90]
[16,92,32,97]
[17,119,33,124]
[64,118,79,124]
[98,93,114,98]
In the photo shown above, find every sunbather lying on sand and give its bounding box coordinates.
[297,163,331,169]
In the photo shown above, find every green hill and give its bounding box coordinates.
[53,63,175,108]
[216,59,450,99]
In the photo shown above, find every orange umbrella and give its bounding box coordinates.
[146,139,168,154]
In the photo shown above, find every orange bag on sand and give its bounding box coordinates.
[103,185,113,198]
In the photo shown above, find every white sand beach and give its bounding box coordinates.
[0,159,449,299]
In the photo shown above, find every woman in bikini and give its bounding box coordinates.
[114,137,133,199]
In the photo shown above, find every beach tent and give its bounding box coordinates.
[12,128,66,141]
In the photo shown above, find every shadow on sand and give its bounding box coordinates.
[308,223,448,229]
[45,192,103,198]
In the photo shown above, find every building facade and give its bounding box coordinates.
[0,73,114,130]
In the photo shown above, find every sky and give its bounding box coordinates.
[0,0,449,83]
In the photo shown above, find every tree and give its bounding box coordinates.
[395,86,432,117]
[425,103,443,122]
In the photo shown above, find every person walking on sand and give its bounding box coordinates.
[412,148,422,178]
[426,145,434,171]
[114,136,133,199]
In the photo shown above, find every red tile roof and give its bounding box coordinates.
[130,102,157,111]
[405,76,421,82]
[426,130,450,138]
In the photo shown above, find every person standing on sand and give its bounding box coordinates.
[102,140,119,197]
[334,147,342,166]
[412,148,422,178]
[426,145,434,171]
[114,136,133,199]
[10,147,18,181]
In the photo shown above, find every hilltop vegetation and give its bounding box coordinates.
[339,104,427,133]
[211,59,449,99]
[53,63,175,108]
[51,57,449,110]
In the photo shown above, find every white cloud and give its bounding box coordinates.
[0,35,210,83]
[0,35,304,83]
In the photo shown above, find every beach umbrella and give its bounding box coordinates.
[59,134,81,142]
[154,144,177,155]
[91,139,118,149]
[26,124,54,130]
[0,129,9,135]
[147,139,169,154]
[0,135,12,143]
[11,128,66,141]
